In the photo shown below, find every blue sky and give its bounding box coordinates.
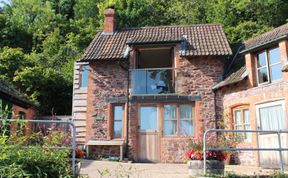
[0,0,11,7]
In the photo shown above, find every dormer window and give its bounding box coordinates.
[255,47,282,85]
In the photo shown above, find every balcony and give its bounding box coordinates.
[131,68,176,95]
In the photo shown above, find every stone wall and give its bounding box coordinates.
[86,62,128,142]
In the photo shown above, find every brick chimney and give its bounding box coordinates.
[103,8,117,34]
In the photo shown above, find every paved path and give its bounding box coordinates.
[79,159,284,178]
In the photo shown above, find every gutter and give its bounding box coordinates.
[240,35,288,54]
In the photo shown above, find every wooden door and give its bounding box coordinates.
[256,101,288,168]
[137,106,160,162]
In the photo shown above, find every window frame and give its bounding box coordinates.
[80,64,89,88]
[112,104,125,139]
[162,103,194,137]
[233,106,251,142]
[255,46,282,85]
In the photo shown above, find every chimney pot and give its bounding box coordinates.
[103,8,117,34]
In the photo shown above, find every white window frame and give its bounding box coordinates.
[256,100,287,131]
[255,47,282,85]
[233,107,251,142]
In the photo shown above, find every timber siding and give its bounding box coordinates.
[72,62,88,145]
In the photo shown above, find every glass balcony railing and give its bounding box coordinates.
[131,68,176,95]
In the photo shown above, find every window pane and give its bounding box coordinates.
[270,63,282,81]
[139,106,157,130]
[113,106,123,138]
[164,120,177,135]
[113,121,122,138]
[81,65,89,87]
[259,104,285,130]
[180,120,193,135]
[257,67,269,83]
[180,105,192,119]
[164,105,177,120]
[243,109,250,124]
[235,110,241,126]
[114,106,123,121]
[257,52,267,68]
[269,48,280,64]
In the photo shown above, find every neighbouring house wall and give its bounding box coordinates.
[216,40,288,166]
[12,105,36,135]
[72,62,88,145]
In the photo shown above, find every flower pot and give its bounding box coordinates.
[187,160,224,177]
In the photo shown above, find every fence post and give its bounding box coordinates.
[277,130,284,173]
[203,130,208,175]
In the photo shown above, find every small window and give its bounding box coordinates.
[163,104,194,136]
[113,105,124,138]
[233,108,251,142]
[255,47,282,84]
[80,65,89,88]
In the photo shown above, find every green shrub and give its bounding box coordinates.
[0,143,72,178]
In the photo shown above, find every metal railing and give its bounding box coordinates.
[130,68,176,95]
[0,119,76,176]
[203,129,288,174]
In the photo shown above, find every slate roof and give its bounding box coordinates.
[80,24,232,61]
[0,79,33,108]
[243,23,288,53]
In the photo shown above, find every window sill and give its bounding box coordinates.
[256,79,283,88]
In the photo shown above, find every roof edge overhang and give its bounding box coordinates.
[127,40,182,47]
[0,91,34,109]
[77,57,128,62]
[240,35,288,54]
[212,71,248,90]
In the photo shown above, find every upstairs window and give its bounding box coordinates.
[256,47,282,84]
[80,65,89,88]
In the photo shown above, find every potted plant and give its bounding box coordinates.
[186,138,228,177]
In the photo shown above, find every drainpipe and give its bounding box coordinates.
[117,57,131,160]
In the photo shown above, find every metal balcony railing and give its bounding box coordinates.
[131,68,175,95]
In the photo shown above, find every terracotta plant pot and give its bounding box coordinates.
[187,160,224,177]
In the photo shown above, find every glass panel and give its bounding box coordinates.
[180,105,192,119]
[164,120,177,135]
[131,69,174,94]
[180,120,193,135]
[139,106,157,130]
[257,67,269,83]
[147,69,173,94]
[113,106,123,138]
[244,124,251,141]
[113,121,122,138]
[270,63,282,81]
[243,109,251,141]
[257,52,267,68]
[131,70,146,94]
[164,105,177,120]
[259,104,285,130]
[81,65,89,87]
[269,48,280,64]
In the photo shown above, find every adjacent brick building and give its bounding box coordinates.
[72,7,288,166]
[0,79,36,135]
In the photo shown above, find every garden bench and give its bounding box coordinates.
[86,140,124,161]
